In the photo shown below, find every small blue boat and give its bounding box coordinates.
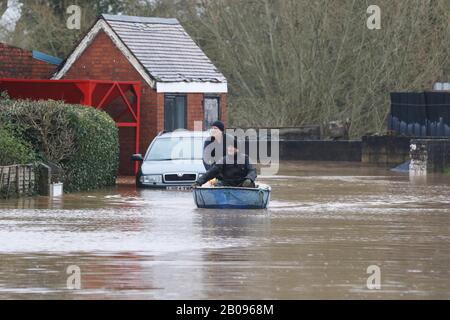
[193,184,271,209]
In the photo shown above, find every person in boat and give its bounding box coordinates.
[195,136,257,188]
[203,120,235,170]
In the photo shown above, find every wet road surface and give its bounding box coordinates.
[0,161,449,299]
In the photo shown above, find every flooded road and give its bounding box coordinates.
[0,161,449,299]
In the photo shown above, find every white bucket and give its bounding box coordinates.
[50,183,63,197]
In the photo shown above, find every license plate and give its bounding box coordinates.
[166,186,192,191]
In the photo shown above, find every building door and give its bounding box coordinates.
[204,96,220,129]
[164,94,186,131]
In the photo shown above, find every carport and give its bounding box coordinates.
[0,78,141,174]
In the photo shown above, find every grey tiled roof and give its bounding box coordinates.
[102,14,226,83]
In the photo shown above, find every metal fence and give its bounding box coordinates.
[389,92,450,137]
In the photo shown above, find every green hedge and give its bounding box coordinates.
[0,125,36,166]
[64,105,119,191]
[0,96,119,192]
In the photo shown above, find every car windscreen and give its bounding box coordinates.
[145,137,205,161]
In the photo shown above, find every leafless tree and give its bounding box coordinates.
[3,0,450,137]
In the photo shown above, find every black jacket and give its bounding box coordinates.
[197,153,257,187]
[202,133,235,170]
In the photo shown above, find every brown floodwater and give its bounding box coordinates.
[0,161,449,299]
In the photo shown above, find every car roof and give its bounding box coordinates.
[157,130,210,139]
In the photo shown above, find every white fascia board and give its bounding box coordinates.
[156,82,228,93]
[52,19,155,88]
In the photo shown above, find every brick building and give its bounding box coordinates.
[0,43,61,79]
[53,14,228,174]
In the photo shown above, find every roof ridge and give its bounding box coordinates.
[101,14,179,25]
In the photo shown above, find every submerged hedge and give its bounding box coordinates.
[0,96,119,192]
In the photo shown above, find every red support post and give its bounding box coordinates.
[74,81,93,105]
[85,81,93,106]
[133,83,141,174]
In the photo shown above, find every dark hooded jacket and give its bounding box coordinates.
[197,153,257,187]
[202,133,235,170]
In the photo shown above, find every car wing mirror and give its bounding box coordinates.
[131,154,143,162]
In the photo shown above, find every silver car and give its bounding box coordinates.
[132,130,209,188]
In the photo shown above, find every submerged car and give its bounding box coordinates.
[132,130,209,188]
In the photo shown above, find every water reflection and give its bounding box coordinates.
[0,162,449,299]
[200,209,270,239]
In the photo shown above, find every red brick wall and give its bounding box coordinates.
[31,59,58,79]
[156,93,165,135]
[0,43,57,79]
[187,93,203,130]
[185,93,227,130]
[118,127,137,175]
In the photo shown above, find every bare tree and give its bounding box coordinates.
[4,0,450,137]
[181,0,450,136]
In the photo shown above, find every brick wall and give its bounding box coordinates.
[32,59,58,79]
[118,127,137,175]
[0,43,57,79]
[187,93,203,130]
[186,93,227,130]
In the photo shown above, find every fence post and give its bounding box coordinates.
[38,163,51,196]
[6,166,11,195]
[0,166,3,191]
[16,165,20,195]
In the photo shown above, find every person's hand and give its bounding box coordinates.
[241,179,255,188]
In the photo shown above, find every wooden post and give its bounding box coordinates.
[6,166,11,195]
[0,166,3,191]
[28,165,31,195]
[16,165,20,195]
[38,163,51,196]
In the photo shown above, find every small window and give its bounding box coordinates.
[164,95,186,131]
[204,96,220,129]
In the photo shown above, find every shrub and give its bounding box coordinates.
[0,125,36,166]
[0,97,119,192]
[63,106,119,191]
